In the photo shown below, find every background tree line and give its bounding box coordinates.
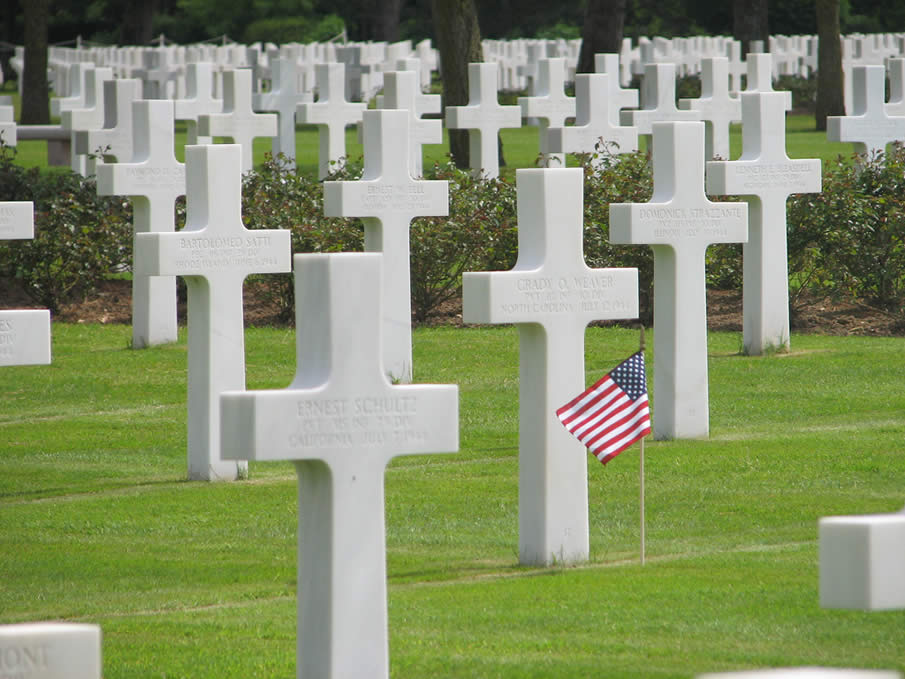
[3,0,904,48]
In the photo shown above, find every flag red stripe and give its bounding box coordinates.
[556,378,619,425]
[585,400,650,453]
[580,398,644,447]
[568,391,629,437]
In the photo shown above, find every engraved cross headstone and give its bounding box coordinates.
[463,168,639,565]
[221,252,458,679]
[61,65,114,176]
[0,202,51,366]
[622,62,700,152]
[382,69,442,177]
[610,121,748,439]
[253,56,310,161]
[75,78,140,164]
[518,57,576,167]
[97,100,184,349]
[445,62,522,178]
[827,64,905,159]
[678,57,742,160]
[744,53,793,110]
[547,73,639,165]
[136,144,291,481]
[324,109,448,383]
[0,623,101,679]
[708,92,822,355]
[198,68,278,173]
[174,62,222,145]
[885,57,905,117]
[296,62,366,179]
[594,53,639,125]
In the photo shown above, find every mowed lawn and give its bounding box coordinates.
[0,323,903,678]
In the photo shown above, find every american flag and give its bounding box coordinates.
[556,351,651,465]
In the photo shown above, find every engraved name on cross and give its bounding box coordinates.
[324,109,448,383]
[463,168,639,566]
[221,252,458,679]
[610,121,748,439]
[135,144,291,481]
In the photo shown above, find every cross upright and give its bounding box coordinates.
[75,78,140,165]
[198,68,278,173]
[445,61,522,178]
[708,92,822,355]
[0,202,51,367]
[323,109,448,383]
[463,168,639,566]
[827,64,905,159]
[885,57,905,117]
[382,69,442,177]
[97,99,184,349]
[678,57,742,160]
[547,73,639,165]
[744,53,793,110]
[221,252,458,679]
[61,65,114,176]
[50,63,88,118]
[136,144,291,482]
[174,62,222,145]
[253,56,310,161]
[610,121,748,439]
[621,62,700,152]
[594,53,639,126]
[296,62,366,179]
[518,57,576,167]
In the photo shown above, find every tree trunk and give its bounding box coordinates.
[121,0,159,45]
[21,0,50,125]
[815,0,844,131]
[732,0,769,56]
[577,0,627,74]
[430,0,483,169]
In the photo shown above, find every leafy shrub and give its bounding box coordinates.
[0,145,133,313]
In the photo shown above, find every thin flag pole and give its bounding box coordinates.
[639,324,646,566]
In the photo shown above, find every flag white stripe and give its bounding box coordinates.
[579,398,644,445]
[557,378,618,423]
[569,393,629,438]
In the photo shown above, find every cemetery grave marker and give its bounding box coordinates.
[60,65,114,176]
[0,623,101,679]
[296,62,366,180]
[445,61,522,178]
[174,62,222,145]
[221,252,458,679]
[885,58,905,117]
[75,78,140,164]
[744,53,792,110]
[253,56,311,161]
[594,53,640,126]
[547,73,639,165]
[827,64,905,159]
[382,69,442,177]
[678,56,742,160]
[518,57,576,167]
[621,62,701,152]
[97,100,184,349]
[708,92,821,355]
[0,202,51,366]
[50,63,87,118]
[324,109,448,383]
[198,68,278,173]
[135,144,291,482]
[0,103,15,146]
[610,122,747,439]
[463,168,639,565]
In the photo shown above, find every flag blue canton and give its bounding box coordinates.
[610,352,647,401]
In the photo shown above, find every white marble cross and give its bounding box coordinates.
[0,623,101,679]
[885,57,905,117]
[445,62,522,178]
[296,62,366,179]
[0,104,15,146]
[198,68,278,173]
[678,57,742,160]
[174,62,222,145]
[50,63,88,118]
[253,57,310,161]
[220,252,458,679]
[0,202,51,366]
[622,62,701,151]
[97,100,184,349]
[744,53,793,110]
[463,168,639,566]
[136,144,291,482]
[75,78,140,164]
[324,109,448,383]
[594,53,639,126]
[610,122,748,439]
[708,92,822,355]
[547,73,639,165]
[61,66,114,176]
[382,70,442,177]
[827,64,905,159]
[518,57,576,167]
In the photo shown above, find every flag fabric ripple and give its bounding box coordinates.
[556,351,651,465]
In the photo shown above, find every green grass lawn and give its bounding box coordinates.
[1,323,903,677]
